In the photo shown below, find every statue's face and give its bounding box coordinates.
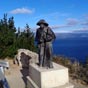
[40,24,45,29]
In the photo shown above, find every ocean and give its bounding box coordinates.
[53,33,88,63]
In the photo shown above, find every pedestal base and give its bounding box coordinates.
[27,76,74,88]
[27,62,74,88]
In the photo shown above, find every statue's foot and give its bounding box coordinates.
[49,65,53,69]
[45,66,53,69]
[38,64,42,67]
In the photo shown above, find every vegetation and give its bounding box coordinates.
[53,55,88,85]
[0,14,36,59]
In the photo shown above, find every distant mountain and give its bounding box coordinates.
[72,29,88,33]
[55,30,88,39]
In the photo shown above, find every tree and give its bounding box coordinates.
[0,14,16,58]
[16,24,36,51]
[0,14,36,59]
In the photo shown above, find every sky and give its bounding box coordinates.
[0,0,88,32]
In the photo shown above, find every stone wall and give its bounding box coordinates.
[14,49,38,67]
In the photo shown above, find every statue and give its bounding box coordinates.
[35,19,56,68]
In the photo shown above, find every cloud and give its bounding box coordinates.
[51,25,71,29]
[9,8,34,14]
[31,25,71,32]
[81,14,88,25]
[80,14,88,25]
[81,21,88,25]
[84,14,88,19]
[66,18,79,26]
[50,18,79,29]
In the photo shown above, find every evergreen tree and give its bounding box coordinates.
[0,14,16,58]
[0,14,36,59]
[16,24,36,51]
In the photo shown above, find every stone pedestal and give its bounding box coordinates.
[27,62,74,88]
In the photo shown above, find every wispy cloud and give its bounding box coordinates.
[31,25,71,32]
[81,14,88,26]
[9,8,34,14]
[84,14,88,19]
[51,25,72,29]
[50,18,79,29]
[66,18,79,26]
[81,21,88,25]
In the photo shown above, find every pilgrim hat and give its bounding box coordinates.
[36,19,48,26]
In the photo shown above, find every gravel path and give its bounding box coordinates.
[5,60,29,88]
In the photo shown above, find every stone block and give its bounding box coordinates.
[27,62,74,88]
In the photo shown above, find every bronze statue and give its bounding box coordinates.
[35,19,56,68]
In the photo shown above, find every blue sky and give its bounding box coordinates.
[0,0,88,32]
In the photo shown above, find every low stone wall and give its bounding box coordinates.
[14,49,38,67]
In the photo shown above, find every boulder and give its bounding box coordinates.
[14,49,38,67]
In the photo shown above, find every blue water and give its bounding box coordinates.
[53,34,88,63]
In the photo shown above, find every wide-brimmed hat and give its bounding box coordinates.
[36,19,48,26]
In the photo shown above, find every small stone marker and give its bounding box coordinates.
[0,61,9,69]
[0,67,5,80]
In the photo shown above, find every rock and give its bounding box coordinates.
[14,49,38,67]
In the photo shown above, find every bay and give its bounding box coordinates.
[53,33,88,63]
